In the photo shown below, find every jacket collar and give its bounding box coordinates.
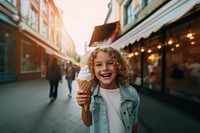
[92,84,134,102]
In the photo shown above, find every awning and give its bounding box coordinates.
[89,21,120,46]
[23,33,69,61]
[0,14,18,27]
[23,32,55,54]
[23,33,68,60]
[53,52,69,61]
[110,0,200,50]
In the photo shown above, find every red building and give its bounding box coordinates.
[0,0,77,83]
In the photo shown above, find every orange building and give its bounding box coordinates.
[0,0,77,83]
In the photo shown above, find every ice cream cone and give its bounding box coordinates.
[77,79,93,111]
[77,65,93,111]
[77,79,92,93]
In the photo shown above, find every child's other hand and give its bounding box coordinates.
[76,89,91,108]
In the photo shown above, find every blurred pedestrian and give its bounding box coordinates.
[46,58,62,102]
[65,61,76,98]
[170,63,184,79]
[76,47,140,133]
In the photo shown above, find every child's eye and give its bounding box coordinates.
[108,61,114,65]
[95,63,102,67]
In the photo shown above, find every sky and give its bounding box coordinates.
[54,0,110,56]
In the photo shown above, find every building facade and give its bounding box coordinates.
[90,0,200,110]
[0,0,77,83]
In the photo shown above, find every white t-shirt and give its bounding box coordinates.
[100,87,126,133]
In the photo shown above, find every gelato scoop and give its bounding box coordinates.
[77,65,93,111]
[77,65,92,80]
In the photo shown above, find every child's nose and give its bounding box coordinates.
[102,64,108,70]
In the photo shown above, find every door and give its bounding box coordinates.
[0,22,16,83]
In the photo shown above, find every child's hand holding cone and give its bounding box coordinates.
[76,65,93,111]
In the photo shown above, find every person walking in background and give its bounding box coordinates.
[65,61,76,98]
[76,47,140,133]
[46,58,62,102]
[170,63,184,80]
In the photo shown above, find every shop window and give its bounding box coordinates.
[143,37,162,91]
[125,45,142,86]
[21,42,40,73]
[40,49,47,77]
[0,27,15,45]
[165,18,200,99]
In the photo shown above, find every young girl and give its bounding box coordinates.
[76,47,140,133]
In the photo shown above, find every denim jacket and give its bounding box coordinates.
[89,84,140,133]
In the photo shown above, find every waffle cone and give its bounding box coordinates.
[77,79,93,111]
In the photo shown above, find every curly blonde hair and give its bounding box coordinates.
[87,47,130,87]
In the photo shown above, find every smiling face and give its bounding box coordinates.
[93,51,118,89]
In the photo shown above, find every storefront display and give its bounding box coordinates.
[21,40,40,73]
[126,13,200,103]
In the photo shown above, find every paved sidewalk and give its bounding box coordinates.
[0,77,200,133]
[138,93,200,133]
[0,77,89,133]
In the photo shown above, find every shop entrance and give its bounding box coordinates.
[0,22,16,83]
